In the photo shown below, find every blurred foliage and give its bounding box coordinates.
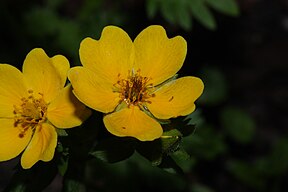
[146,0,239,30]
[197,67,228,105]
[1,0,287,192]
[221,106,256,144]
[23,0,127,61]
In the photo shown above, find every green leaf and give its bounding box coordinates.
[263,138,288,175]
[56,142,69,176]
[137,139,163,166]
[188,0,216,30]
[58,156,69,176]
[158,156,184,175]
[4,162,58,192]
[146,0,159,18]
[182,123,227,160]
[191,183,215,192]
[77,0,103,21]
[170,148,195,172]
[160,0,178,24]
[175,0,192,30]
[24,8,59,37]
[205,0,240,16]
[56,128,68,137]
[220,106,256,144]
[184,109,205,127]
[46,0,64,10]
[62,179,86,192]
[163,115,196,137]
[227,160,265,190]
[90,137,136,163]
[4,183,26,192]
[56,19,81,58]
[198,67,228,105]
[137,129,182,166]
[158,0,192,30]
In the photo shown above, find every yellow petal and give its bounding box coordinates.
[68,66,120,113]
[51,55,70,87]
[0,64,28,117]
[23,48,62,103]
[79,26,134,83]
[103,106,163,141]
[0,119,32,162]
[147,76,204,119]
[21,123,57,169]
[47,84,91,128]
[134,25,187,85]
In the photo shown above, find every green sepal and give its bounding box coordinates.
[136,128,183,167]
[56,128,68,137]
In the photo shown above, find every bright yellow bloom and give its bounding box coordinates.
[0,48,91,169]
[68,25,204,141]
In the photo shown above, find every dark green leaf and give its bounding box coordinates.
[146,0,159,18]
[220,106,256,144]
[137,139,163,166]
[90,137,136,163]
[170,148,195,172]
[77,0,103,21]
[182,123,227,160]
[62,179,85,192]
[4,162,58,192]
[205,0,240,16]
[24,8,59,37]
[137,129,182,166]
[4,182,26,192]
[160,0,178,24]
[56,128,68,137]
[56,20,81,58]
[184,109,205,127]
[58,156,69,176]
[262,138,288,175]
[188,0,216,30]
[175,0,192,30]
[163,115,196,137]
[56,142,69,176]
[227,160,265,190]
[46,0,64,10]
[158,156,184,175]
[191,184,215,192]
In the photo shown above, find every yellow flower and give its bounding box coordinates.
[0,48,91,169]
[68,25,204,141]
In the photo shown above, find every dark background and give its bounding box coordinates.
[0,0,287,191]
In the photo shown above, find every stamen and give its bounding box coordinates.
[13,91,47,138]
[114,69,155,107]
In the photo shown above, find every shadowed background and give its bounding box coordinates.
[0,0,287,191]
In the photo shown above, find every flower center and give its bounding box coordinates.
[114,69,155,106]
[13,90,48,138]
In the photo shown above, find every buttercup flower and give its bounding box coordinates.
[0,48,91,169]
[68,25,204,141]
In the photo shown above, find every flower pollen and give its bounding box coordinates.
[13,90,48,138]
[114,69,155,107]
